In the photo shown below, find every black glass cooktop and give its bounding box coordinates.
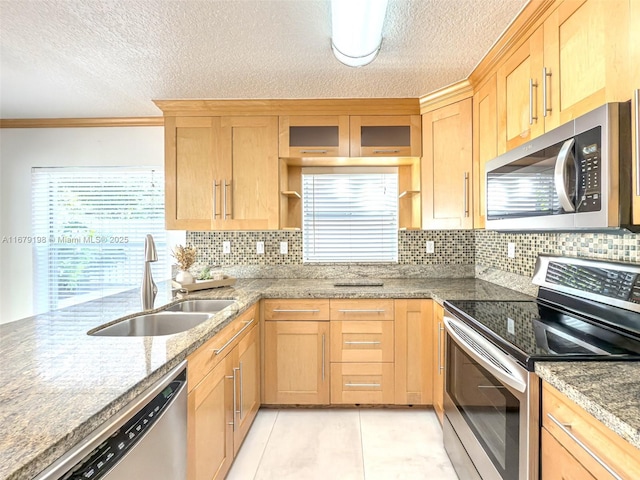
[444,298,640,370]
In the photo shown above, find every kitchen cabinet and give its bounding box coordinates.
[164,115,279,231]
[350,115,422,157]
[472,75,497,229]
[279,116,350,157]
[630,0,640,225]
[542,381,640,480]
[432,302,445,424]
[496,0,629,155]
[394,299,433,406]
[263,299,330,405]
[186,304,259,480]
[421,98,473,229]
[329,299,395,405]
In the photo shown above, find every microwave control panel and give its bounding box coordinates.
[576,128,601,212]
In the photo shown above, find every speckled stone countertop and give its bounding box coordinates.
[536,362,640,450]
[0,277,531,480]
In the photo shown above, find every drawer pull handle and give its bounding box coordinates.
[300,149,328,154]
[338,309,385,313]
[345,383,381,388]
[344,341,381,345]
[272,309,320,313]
[213,318,255,356]
[373,149,400,154]
[547,413,622,480]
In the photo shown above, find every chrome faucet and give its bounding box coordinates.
[141,234,158,310]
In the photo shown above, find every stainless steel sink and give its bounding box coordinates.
[163,299,236,313]
[89,312,213,337]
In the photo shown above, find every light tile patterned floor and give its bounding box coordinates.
[227,408,458,480]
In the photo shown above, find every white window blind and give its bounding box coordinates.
[32,167,169,312]
[302,168,398,263]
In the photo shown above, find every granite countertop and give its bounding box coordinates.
[1,276,635,479]
[535,362,640,450]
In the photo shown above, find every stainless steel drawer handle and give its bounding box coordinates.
[345,383,381,388]
[344,341,381,345]
[300,149,328,154]
[338,309,385,313]
[373,149,401,154]
[272,309,320,313]
[547,413,622,480]
[213,318,255,356]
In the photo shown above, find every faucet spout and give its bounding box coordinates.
[141,234,158,310]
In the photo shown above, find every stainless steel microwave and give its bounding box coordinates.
[485,103,634,231]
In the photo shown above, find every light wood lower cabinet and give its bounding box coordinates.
[263,320,330,405]
[394,299,433,405]
[186,304,260,480]
[330,362,395,404]
[542,381,640,480]
[432,302,445,423]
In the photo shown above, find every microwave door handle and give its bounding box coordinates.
[554,138,576,213]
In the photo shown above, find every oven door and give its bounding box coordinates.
[443,314,539,480]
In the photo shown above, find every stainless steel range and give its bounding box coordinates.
[443,255,640,480]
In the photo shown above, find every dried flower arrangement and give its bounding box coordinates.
[171,244,197,271]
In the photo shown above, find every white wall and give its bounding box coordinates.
[0,126,164,324]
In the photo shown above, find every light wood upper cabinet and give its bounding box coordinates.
[472,75,498,229]
[630,0,640,225]
[432,302,445,424]
[350,115,422,157]
[212,116,279,230]
[263,320,330,405]
[421,98,473,229]
[164,116,221,230]
[497,26,544,154]
[164,115,279,231]
[279,116,350,157]
[394,299,433,406]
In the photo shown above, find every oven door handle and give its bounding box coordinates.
[444,316,528,393]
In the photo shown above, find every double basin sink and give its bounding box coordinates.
[90,299,236,337]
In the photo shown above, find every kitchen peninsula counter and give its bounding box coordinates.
[2,277,636,479]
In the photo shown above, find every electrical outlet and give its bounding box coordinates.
[426,241,435,254]
[256,241,265,254]
[507,317,515,335]
[280,241,288,255]
[222,241,231,254]
[507,242,516,258]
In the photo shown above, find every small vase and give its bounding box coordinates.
[176,270,195,285]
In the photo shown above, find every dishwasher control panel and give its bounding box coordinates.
[62,370,186,480]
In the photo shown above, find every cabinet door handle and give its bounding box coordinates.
[222,179,232,219]
[213,318,255,356]
[300,149,328,154]
[529,78,538,125]
[543,67,552,117]
[635,89,640,196]
[437,322,444,374]
[344,341,381,345]
[546,413,622,480]
[338,309,385,313]
[463,172,469,217]
[345,383,381,388]
[226,368,239,431]
[373,149,401,154]
[272,309,320,313]
[322,333,326,381]
[239,361,244,420]
[213,181,219,219]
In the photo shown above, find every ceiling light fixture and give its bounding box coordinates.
[331,0,389,68]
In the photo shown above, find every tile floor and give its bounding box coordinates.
[227,408,458,480]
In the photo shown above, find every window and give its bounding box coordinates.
[32,167,169,312]
[302,167,398,263]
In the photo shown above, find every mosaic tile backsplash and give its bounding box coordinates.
[186,229,640,285]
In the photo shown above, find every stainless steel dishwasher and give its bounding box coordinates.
[34,361,187,480]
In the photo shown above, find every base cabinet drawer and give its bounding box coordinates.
[330,299,394,321]
[330,363,394,404]
[541,427,595,480]
[330,320,394,363]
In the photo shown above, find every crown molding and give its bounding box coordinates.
[0,117,164,128]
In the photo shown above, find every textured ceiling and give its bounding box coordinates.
[0,0,528,119]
